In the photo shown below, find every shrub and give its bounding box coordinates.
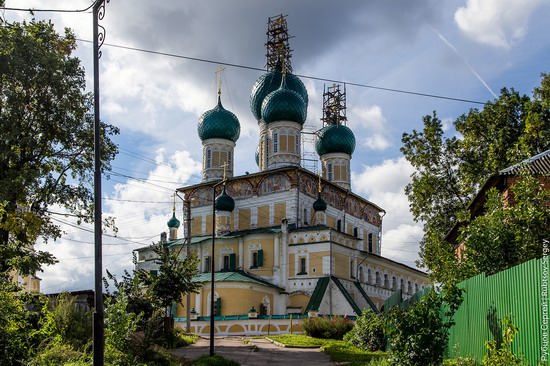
[30,343,88,366]
[482,316,526,366]
[344,309,385,351]
[192,354,240,366]
[443,357,479,366]
[386,285,463,366]
[36,293,92,349]
[302,316,354,340]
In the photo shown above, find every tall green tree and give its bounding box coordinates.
[460,175,550,276]
[0,20,119,276]
[401,73,550,283]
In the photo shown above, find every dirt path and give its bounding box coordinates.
[173,336,335,366]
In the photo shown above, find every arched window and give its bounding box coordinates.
[359,267,364,283]
[375,271,380,286]
[384,274,389,288]
[392,276,397,290]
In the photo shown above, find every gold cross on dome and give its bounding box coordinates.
[221,162,229,181]
[172,192,176,212]
[216,66,225,96]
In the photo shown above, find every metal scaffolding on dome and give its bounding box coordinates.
[265,14,293,73]
[321,83,347,126]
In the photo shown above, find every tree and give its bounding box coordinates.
[401,73,550,283]
[460,175,549,276]
[386,285,463,366]
[137,243,201,315]
[0,20,119,276]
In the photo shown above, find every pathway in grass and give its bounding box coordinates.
[173,336,335,366]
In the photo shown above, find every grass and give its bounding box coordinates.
[267,334,326,347]
[266,334,389,365]
[188,354,240,366]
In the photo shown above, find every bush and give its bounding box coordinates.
[344,309,385,351]
[30,343,88,366]
[482,316,526,366]
[386,285,463,366]
[302,316,354,340]
[191,354,240,366]
[443,357,479,366]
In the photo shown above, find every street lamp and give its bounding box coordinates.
[209,179,226,356]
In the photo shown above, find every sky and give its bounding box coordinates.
[3,0,550,293]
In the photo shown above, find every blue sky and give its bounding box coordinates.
[4,0,549,292]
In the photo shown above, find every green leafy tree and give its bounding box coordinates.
[460,174,549,275]
[482,316,526,366]
[344,309,385,351]
[386,285,463,366]
[401,73,550,283]
[0,282,32,366]
[0,19,119,276]
[137,244,202,315]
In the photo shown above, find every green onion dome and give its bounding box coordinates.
[315,124,356,156]
[167,212,181,229]
[197,97,240,142]
[313,192,327,212]
[214,186,235,212]
[261,77,307,125]
[250,69,308,121]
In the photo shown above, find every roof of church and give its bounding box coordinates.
[192,270,286,292]
[250,69,308,120]
[197,97,240,142]
[261,77,307,125]
[315,123,356,156]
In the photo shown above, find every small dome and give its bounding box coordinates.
[261,78,307,125]
[250,70,308,121]
[167,212,181,229]
[313,192,327,212]
[198,97,240,142]
[215,186,235,212]
[255,145,260,167]
[315,124,356,156]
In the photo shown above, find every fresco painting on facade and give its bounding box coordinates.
[134,14,430,336]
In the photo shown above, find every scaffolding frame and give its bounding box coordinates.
[265,14,293,73]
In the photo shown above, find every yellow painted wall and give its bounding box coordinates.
[327,216,336,229]
[257,204,270,227]
[289,293,310,311]
[177,292,198,317]
[288,253,296,277]
[197,286,274,316]
[244,237,274,276]
[309,251,328,275]
[205,214,213,235]
[192,215,202,235]
[274,202,286,223]
[333,252,349,278]
[239,208,250,230]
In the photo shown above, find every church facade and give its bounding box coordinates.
[135,15,429,334]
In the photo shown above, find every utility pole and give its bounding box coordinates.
[92,1,109,365]
[185,198,192,333]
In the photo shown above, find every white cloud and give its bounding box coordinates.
[352,157,424,268]
[350,105,392,151]
[454,0,542,48]
[37,149,202,293]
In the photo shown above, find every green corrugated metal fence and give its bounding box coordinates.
[447,257,546,365]
[382,257,548,365]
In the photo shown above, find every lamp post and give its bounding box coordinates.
[209,179,225,356]
[175,192,193,333]
[92,1,109,365]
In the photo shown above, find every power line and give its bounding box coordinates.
[75,39,487,105]
[0,3,95,13]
